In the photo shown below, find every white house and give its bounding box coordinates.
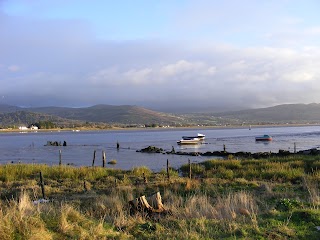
[30,125,38,130]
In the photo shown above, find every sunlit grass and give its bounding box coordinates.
[0,155,320,239]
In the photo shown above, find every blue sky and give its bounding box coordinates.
[1,0,320,111]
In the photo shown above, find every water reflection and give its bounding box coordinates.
[255,141,272,146]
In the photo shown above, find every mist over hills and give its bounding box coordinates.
[0,103,320,128]
[213,103,320,124]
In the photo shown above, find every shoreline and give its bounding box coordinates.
[0,123,319,133]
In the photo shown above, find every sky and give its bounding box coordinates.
[1,0,320,112]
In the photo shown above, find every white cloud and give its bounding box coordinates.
[2,42,320,109]
[1,1,320,110]
[160,60,203,76]
[123,68,152,85]
[282,72,314,83]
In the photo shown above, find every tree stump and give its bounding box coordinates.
[129,195,153,216]
[129,191,171,217]
[147,192,165,211]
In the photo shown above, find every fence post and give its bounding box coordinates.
[102,150,106,167]
[39,171,46,199]
[167,159,170,180]
[59,149,62,166]
[84,179,88,191]
[294,142,296,154]
[188,159,192,179]
[92,150,96,167]
[143,172,147,183]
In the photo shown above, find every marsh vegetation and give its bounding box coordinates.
[0,155,320,239]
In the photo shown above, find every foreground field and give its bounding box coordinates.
[0,155,320,239]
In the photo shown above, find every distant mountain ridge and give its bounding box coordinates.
[0,110,82,127]
[214,103,320,124]
[29,104,181,125]
[0,104,23,113]
[0,104,182,126]
[1,103,320,127]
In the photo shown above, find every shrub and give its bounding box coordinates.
[276,198,303,211]
[159,168,179,178]
[131,166,152,177]
[216,167,234,180]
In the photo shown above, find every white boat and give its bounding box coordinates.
[177,138,201,145]
[182,133,205,140]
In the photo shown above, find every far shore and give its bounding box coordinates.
[0,123,319,134]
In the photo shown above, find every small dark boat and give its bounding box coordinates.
[255,134,272,141]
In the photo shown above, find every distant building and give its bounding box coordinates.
[18,125,38,130]
[30,125,38,130]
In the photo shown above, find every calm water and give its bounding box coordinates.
[1,125,320,171]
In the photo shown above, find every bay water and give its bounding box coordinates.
[1,125,320,171]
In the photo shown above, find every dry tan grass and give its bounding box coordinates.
[0,191,124,240]
[0,192,52,240]
[302,176,320,208]
[182,194,217,219]
[163,189,259,231]
[214,191,258,227]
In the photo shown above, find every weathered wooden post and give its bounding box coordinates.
[294,142,296,154]
[92,150,96,167]
[84,179,88,191]
[223,144,226,152]
[143,172,147,183]
[167,159,170,180]
[102,150,106,167]
[117,141,120,150]
[39,171,46,199]
[59,149,62,166]
[188,159,192,179]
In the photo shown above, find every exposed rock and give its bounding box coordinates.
[136,146,164,153]
[45,141,60,146]
[137,145,320,158]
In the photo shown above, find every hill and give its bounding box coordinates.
[0,110,84,128]
[0,111,85,128]
[0,104,184,127]
[26,104,183,126]
[212,103,320,124]
[0,104,23,113]
[1,103,320,128]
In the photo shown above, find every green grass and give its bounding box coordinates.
[0,155,320,239]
